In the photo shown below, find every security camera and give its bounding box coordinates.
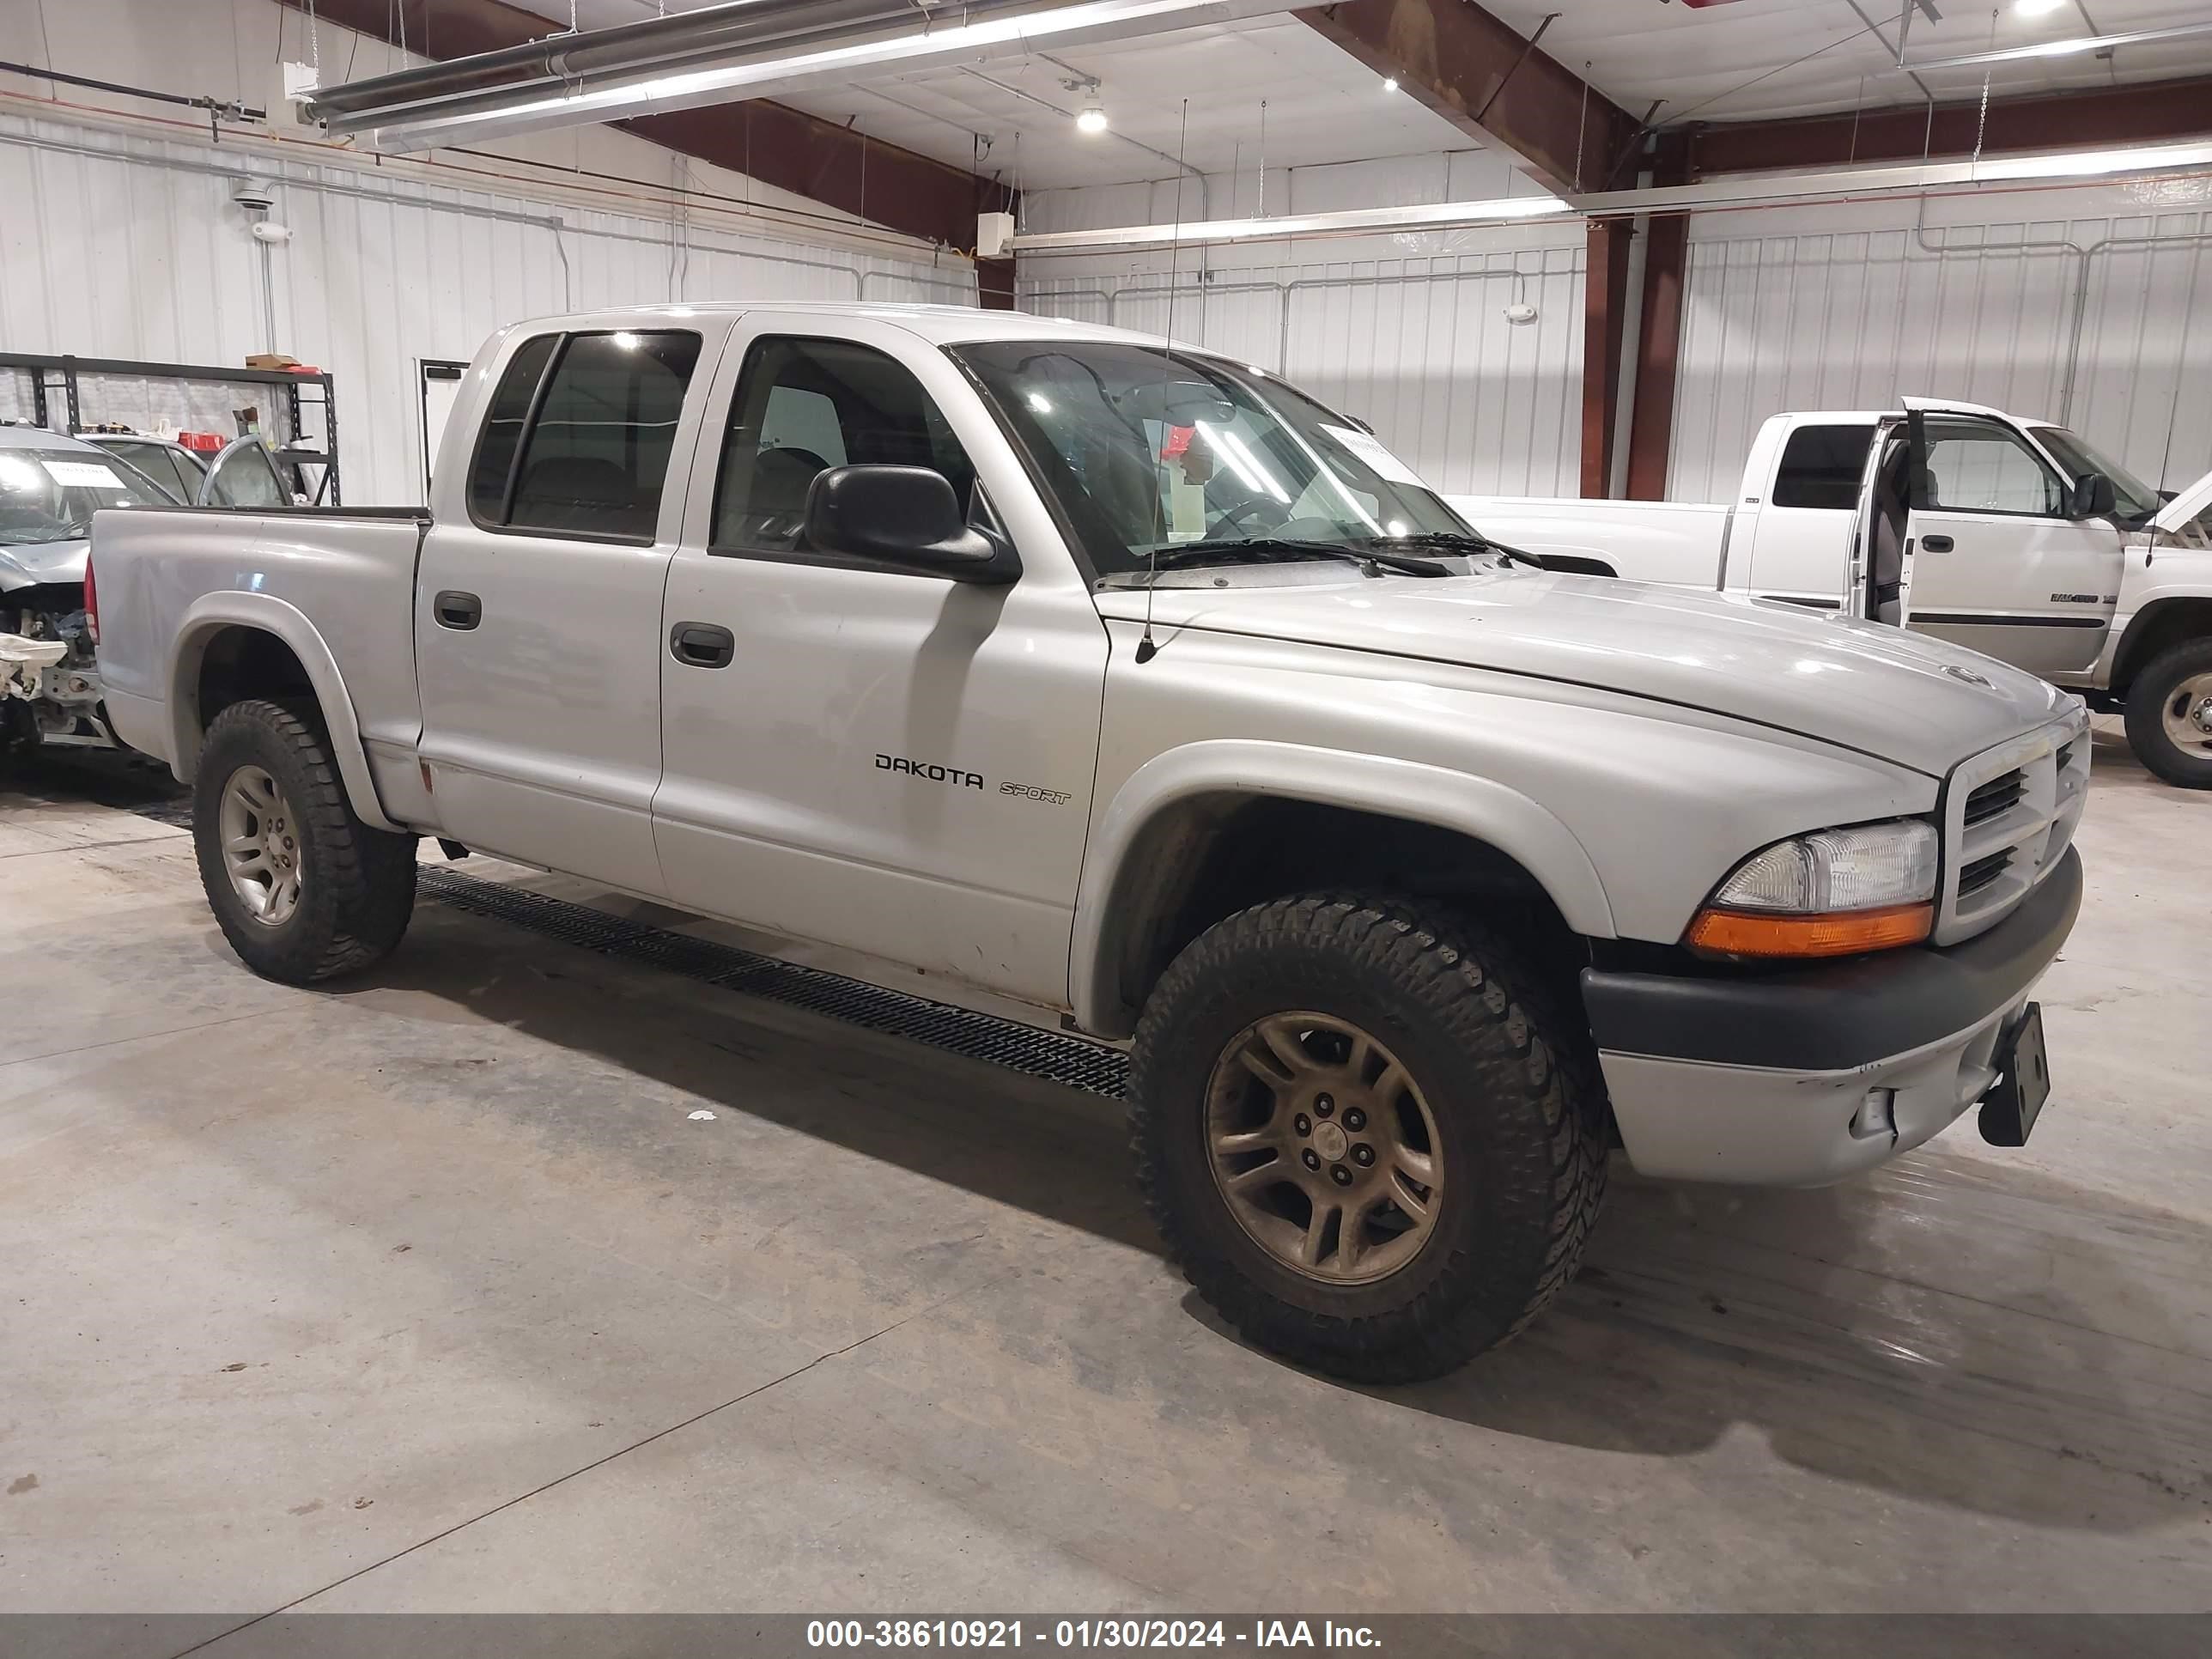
[251,221,294,245]
[232,178,278,214]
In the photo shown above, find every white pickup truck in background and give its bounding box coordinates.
[1455,400,2212,787]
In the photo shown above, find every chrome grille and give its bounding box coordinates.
[1935,708,2090,945]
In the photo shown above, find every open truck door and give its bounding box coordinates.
[1895,398,2124,678]
[1847,413,1911,625]
[1850,400,2125,679]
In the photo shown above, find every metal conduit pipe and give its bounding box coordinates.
[307,0,940,121]
[0,127,959,310]
[1017,285,1117,319]
[857,269,981,301]
[1277,263,1569,375]
[1906,201,2212,423]
[1034,258,1570,374]
[0,127,578,307]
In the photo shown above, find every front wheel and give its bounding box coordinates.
[192,698,417,983]
[1128,894,1607,1383]
[2124,638,2212,788]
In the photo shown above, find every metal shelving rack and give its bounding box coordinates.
[0,350,342,505]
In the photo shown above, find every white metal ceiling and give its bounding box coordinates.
[495,3,1481,186]
[1481,0,2212,125]
[500,0,2212,189]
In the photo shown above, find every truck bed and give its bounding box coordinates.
[91,504,429,793]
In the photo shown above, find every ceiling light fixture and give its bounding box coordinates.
[1076,98,1109,134]
[2012,0,2066,15]
[1381,76,1399,93]
[1905,17,2212,70]
[311,0,1296,154]
[1012,191,1572,252]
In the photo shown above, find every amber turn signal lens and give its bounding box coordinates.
[1685,902,1934,959]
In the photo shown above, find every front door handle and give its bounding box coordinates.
[1920,534,1954,552]
[434,589,482,629]
[669,621,736,669]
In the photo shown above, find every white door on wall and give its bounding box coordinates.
[417,359,469,501]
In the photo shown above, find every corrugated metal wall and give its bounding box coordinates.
[1019,155,1589,498]
[0,112,974,505]
[1023,250,1587,497]
[1668,198,2212,501]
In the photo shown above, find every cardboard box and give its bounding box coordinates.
[245,353,300,369]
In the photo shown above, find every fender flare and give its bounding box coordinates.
[166,591,402,832]
[1069,739,1616,1036]
[2106,593,2212,692]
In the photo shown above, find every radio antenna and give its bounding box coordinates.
[1135,98,1191,666]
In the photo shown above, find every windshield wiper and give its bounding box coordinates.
[1368,530,1534,566]
[1139,537,1451,576]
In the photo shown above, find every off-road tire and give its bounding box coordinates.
[2124,636,2212,788]
[1129,892,1607,1383]
[192,698,416,983]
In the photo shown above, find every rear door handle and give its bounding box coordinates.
[669,622,736,669]
[1920,534,1954,552]
[433,589,482,629]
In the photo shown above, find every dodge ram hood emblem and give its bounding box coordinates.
[1945,664,1994,689]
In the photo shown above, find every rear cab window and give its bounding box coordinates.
[467,329,702,542]
[1771,424,1874,510]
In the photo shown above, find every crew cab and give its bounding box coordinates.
[1455,402,2212,786]
[88,305,2085,1382]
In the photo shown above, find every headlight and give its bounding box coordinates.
[1686,819,1939,958]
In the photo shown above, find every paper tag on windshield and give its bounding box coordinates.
[43,460,128,489]
[1321,424,1422,487]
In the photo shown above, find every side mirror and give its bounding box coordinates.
[2070,471,2118,519]
[801,465,1018,585]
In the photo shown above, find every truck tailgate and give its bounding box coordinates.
[91,506,428,774]
[1451,495,1733,590]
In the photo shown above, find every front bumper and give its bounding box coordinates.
[1582,847,2081,1186]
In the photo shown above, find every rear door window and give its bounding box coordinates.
[505,331,702,540]
[468,333,558,523]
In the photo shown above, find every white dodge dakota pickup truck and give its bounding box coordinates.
[88,304,2086,1381]
[1456,401,2212,787]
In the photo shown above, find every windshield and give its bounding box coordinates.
[2030,426,2162,524]
[0,446,168,546]
[951,341,1470,578]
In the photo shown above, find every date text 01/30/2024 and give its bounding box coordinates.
[806,1620,1382,1649]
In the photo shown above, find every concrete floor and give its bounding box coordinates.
[3,720,2209,1637]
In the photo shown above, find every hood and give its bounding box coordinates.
[0,534,89,592]
[1097,566,2069,776]
[2152,463,2212,537]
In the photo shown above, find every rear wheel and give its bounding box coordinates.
[192,698,416,983]
[1129,893,1607,1383]
[2124,637,2212,788]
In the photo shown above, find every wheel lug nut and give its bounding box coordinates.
[1352,1144,1375,1167]
[1301,1148,1322,1172]
[1343,1108,1366,1131]
[1314,1094,1334,1116]
[1293,1113,1312,1136]
[1330,1164,1352,1186]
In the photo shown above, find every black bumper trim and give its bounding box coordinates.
[1582,846,2081,1073]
